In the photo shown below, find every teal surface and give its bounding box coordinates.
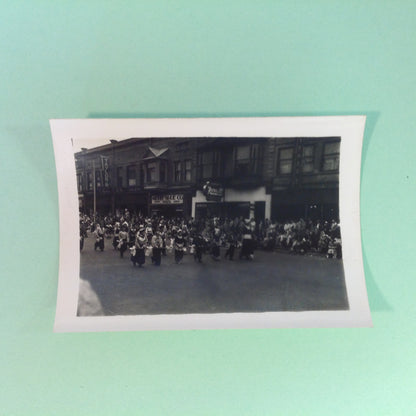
[1,2,415,415]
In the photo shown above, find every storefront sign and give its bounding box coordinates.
[151,194,183,205]
[202,181,224,201]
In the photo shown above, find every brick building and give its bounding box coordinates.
[75,136,340,222]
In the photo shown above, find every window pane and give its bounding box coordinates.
[202,151,212,164]
[278,148,293,174]
[185,160,191,181]
[146,162,157,182]
[280,160,292,174]
[236,145,250,160]
[302,145,314,173]
[202,164,212,178]
[96,170,102,188]
[303,145,313,157]
[127,166,136,186]
[174,161,181,182]
[160,162,166,182]
[280,148,293,160]
[322,142,340,171]
[324,142,340,155]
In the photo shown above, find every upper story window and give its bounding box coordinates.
[184,160,192,182]
[127,165,136,187]
[277,147,294,174]
[174,161,182,182]
[117,167,124,188]
[322,141,340,171]
[302,145,314,173]
[235,145,250,176]
[77,173,84,192]
[146,162,157,182]
[199,150,220,179]
[95,170,102,189]
[234,144,261,176]
[87,172,93,190]
[143,160,167,184]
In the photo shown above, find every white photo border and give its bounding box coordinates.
[50,116,372,332]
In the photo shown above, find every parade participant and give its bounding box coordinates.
[193,233,205,263]
[151,230,163,266]
[224,232,236,260]
[129,223,137,247]
[94,224,105,251]
[118,225,129,258]
[239,219,254,260]
[133,227,147,267]
[211,226,221,260]
[145,220,153,244]
[174,229,185,264]
[159,223,167,256]
[112,221,120,250]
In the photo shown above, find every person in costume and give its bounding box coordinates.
[211,226,221,260]
[193,232,205,263]
[93,224,105,252]
[174,229,185,264]
[151,230,163,266]
[224,232,236,260]
[239,219,254,260]
[118,225,129,258]
[133,227,147,267]
[112,221,120,250]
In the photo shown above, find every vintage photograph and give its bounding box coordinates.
[51,117,371,330]
[75,136,347,316]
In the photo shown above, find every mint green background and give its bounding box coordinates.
[1,1,415,415]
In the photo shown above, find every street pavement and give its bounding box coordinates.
[79,236,348,316]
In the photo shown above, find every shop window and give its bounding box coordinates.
[322,141,340,171]
[185,160,192,182]
[174,161,182,182]
[127,165,136,187]
[278,147,294,174]
[302,145,314,173]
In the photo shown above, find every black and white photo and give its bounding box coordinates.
[50,117,372,331]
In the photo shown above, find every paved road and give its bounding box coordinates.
[79,236,348,316]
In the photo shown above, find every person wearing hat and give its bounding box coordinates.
[112,221,120,250]
[94,223,105,252]
[133,227,147,267]
[239,218,254,260]
[151,230,163,266]
[118,225,129,258]
[174,229,185,264]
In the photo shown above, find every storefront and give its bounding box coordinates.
[192,184,271,221]
[149,192,192,218]
[271,188,339,221]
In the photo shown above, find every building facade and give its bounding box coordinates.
[75,136,340,222]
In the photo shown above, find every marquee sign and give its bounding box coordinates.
[151,194,183,205]
[202,181,224,202]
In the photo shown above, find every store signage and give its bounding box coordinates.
[202,181,224,202]
[151,194,183,205]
